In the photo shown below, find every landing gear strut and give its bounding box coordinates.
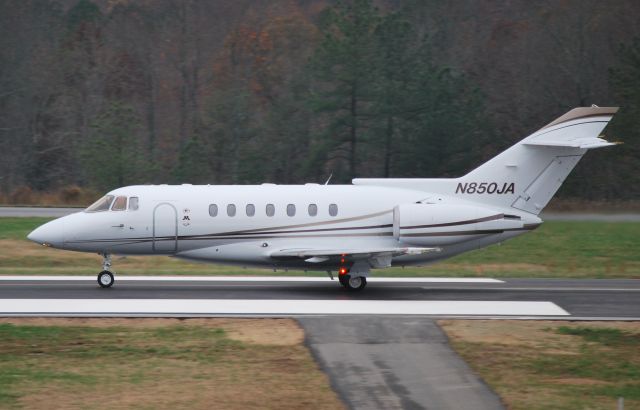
[97,253,115,288]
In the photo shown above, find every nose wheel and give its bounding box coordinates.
[98,253,115,288]
[98,270,115,288]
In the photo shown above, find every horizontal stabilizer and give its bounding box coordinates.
[524,136,619,149]
[522,106,619,150]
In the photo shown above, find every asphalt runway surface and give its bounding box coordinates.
[0,276,637,319]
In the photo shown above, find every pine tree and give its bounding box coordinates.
[307,0,381,181]
[80,101,147,190]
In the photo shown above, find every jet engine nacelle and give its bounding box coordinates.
[393,203,525,246]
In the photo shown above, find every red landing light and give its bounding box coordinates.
[339,267,349,276]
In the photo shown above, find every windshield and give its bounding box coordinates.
[86,195,115,212]
[111,196,127,211]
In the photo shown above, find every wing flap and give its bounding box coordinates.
[270,247,440,262]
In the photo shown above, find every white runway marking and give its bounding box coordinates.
[0,276,503,283]
[0,299,569,316]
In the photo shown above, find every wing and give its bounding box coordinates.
[269,246,440,264]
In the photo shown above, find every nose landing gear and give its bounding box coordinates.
[98,253,115,288]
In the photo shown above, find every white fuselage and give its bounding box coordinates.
[26,106,619,287]
[28,183,542,273]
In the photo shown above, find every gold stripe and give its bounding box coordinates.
[540,107,617,130]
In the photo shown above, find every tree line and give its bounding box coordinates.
[0,0,638,202]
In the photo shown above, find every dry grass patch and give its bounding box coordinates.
[0,318,343,410]
[439,320,640,410]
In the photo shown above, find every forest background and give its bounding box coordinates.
[1,0,639,206]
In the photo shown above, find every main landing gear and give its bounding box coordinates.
[97,253,115,288]
[339,274,367,291]
[338,265,368,292]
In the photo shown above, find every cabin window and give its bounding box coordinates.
[227,204,236,217]
[129,197,139,211]
[86,195,115,212]
[246,204,255,217]
[209,204,218,217]
[286,204,296,217]
[329,203,338,217]
[308,204,318,216]
[111,196,127,211]
[266,204,275,217]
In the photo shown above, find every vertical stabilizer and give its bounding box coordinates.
[460,106,618,213]
[353,107,619,215]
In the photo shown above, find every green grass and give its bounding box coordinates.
[529,326,640,399]
[2,217,639,278]
[0,218,51,240]
[556,326,640,346]
[441,320,640,410]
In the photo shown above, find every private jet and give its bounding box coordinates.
[28,106,619,291]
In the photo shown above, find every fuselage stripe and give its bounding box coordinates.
[63,224,541,246]
[400,214,504,230]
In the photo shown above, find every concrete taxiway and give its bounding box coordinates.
[302,316,506,410]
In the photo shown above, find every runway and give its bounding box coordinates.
[0,276,638,319]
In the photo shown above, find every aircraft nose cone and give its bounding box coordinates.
[27,221,66,248]
[27,226,44,243]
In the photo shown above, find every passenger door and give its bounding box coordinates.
[153,203,178,253]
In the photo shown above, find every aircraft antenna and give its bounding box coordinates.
[324,173,333,185]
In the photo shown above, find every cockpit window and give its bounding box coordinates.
[129,197,139,211]
[112,196,127,211]
[86,195,115,212]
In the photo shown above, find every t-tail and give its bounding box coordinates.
[353,106,619,215]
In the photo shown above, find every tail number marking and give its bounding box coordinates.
[456,182,515,194]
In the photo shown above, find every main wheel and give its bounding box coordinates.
[98,270,115,288]
[344,276,367,292]
[338,275,350,287]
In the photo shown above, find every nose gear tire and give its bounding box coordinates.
[98,270,114,288]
